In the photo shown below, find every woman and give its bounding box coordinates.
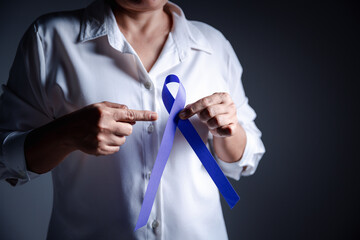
[0,0,265,239]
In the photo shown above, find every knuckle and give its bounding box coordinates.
[139,111,146,120]
[94,102,107,112]
[119,136,126,145]
[120,104,128,109]
[114,126,122,135]
[201,98,210,107]
[213,115,224,127]
[230,103,237,114]
[125,110,135,121]
[222,92,229,97]
[206,107,215,118]
[96,134,104,143]
[97,142,105,151]
[119,124,132,136]
[91,103,103,116]
[96,125,104,134]
[127,125,133,135]
[113,111,121,120]
[93,102,104,108]
[96,107,109,120]
[113,111,120,121]
[91,103,99,109]
[212,92,219,97]
[223,92,231,101]
[97,122,109,134]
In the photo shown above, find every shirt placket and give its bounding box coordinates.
[119,28,181,238]
[134,56,163,240]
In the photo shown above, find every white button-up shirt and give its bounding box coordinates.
[0,0,265,239]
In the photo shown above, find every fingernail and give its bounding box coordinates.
[150,113,157,120]
[179,110,187,119]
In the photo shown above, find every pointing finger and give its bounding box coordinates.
[114,109,158,122]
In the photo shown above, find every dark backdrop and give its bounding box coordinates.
[0,0,359,239]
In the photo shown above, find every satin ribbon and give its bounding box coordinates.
[135,74,239,230]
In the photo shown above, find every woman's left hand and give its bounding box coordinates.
[179,92,239,137]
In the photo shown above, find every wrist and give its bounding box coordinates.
[24,116,78,174]
[213,123,246,163]
[50,115,79,153]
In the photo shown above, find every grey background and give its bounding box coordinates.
[0,0,359,239]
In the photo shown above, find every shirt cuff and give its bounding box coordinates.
[2,131,39,185]
[213,129,264,181]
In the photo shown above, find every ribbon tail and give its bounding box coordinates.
[178,119,240,208]
[134,117,178,231]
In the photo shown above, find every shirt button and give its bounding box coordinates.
[146,171,151,180]
[152,220,160,230]
[144,81,152,90]
[147,123,154,133]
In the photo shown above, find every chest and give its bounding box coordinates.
[45,36,229,119]
[127,34,169,72]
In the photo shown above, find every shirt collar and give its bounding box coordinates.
[164,2,213,59]
[79,0,213,60]
[79,0,108,42]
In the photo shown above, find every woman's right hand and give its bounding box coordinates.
[25,101,157,173]
[65,101,157,156]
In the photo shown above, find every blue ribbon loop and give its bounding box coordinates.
[135,74,239,230]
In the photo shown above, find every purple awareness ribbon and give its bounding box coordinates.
[135,74,240,230]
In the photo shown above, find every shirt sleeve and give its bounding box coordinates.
[209,40,265,181]
[0,23,53,186]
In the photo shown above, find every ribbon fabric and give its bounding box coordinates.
[135,74,240,230]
